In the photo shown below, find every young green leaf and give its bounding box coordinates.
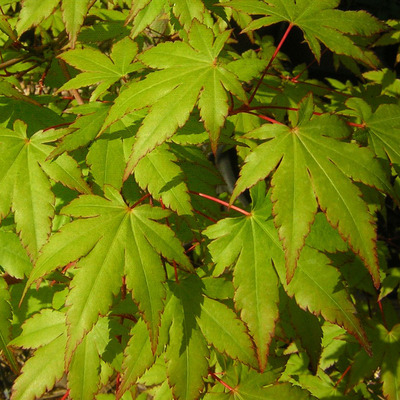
[59,37,142,101]
[50,104,111,158]
[198,296,258,369]
[364,103,400,171]
[232,98,392,286]
[87,136,126,191]
[103,20,247,174]
[223,0,384,65]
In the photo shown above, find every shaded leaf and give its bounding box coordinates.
[223,0,384,65]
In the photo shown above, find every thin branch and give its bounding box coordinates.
[190,191,250,216]
[58,59,85,105]
[249,22,294,103]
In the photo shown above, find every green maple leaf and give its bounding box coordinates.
[0,120,91,260]
[348,100,400,172]
[167,282,210,400]
[103,20,247,175]
[25,185,192,362]
[204,191,279,371]
[59,37,143,101]
[231,96,392,285]
[222,0,384,65]
[208,182,371,355]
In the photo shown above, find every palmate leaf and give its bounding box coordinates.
[10,309,65,349]
[16,0,60,35]
[25,185,192,362]
[103,20,247,174]
[204,190,279,371]
[355,101,400,172]
[232,96,392,285]
[0,120,90,260]
[222,0,384,65]
[208,183,370,355]
[59,37,143,101]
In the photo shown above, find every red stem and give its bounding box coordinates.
[209,372,235,392]
[291,48,328,82]
[335,365,351,387]
[173,261,179,283]
[249,22,294,103]
[43,122,72,131]
[185,241,200,253]
[246,111,285,125]
[190,191,250,216]
[378,300,387,329]
[193,208,218,223]
[131,193,151,209]
[60,389,70,400]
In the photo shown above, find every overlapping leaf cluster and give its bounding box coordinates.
[0,0,399,399]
